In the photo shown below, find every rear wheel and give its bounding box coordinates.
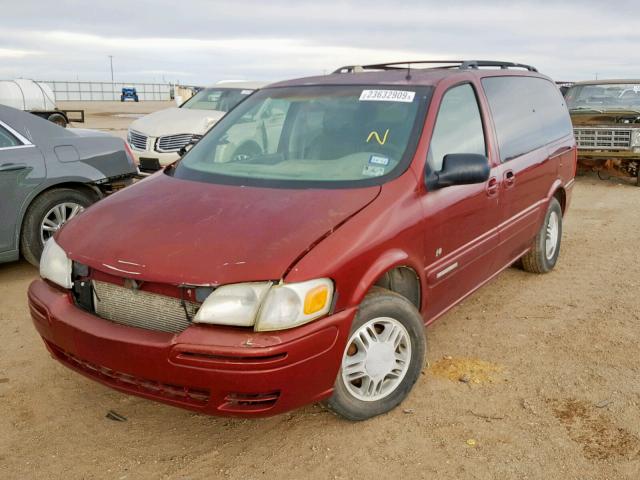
[20,188,96,266]
[521,197,562,274]
[47,113,67,128]
[325,287,426,421]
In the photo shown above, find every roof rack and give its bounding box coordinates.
[333,60,538,74]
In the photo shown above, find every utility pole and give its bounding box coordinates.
[109,55,114,83]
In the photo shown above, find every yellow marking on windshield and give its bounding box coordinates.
[366,129,389,145]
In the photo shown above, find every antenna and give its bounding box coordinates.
[406,62,412,80]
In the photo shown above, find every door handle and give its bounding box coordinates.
[486,177,498,197]
[504,169,515,187]
[0,163,27,172]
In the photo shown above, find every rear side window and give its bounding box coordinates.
[482,77,572,162]
[428,84,486,172]
[0,125,20,148]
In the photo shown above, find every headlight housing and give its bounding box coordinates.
[255,279,333,331]
[631,129,640,150]
[193,278,334,331]
[39,238,73,289]
[193,282,271,327]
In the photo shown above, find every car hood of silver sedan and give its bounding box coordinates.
[128,107,225,137]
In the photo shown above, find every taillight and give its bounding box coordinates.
[123,141,137,166]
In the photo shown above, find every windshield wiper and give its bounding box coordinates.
[569,106,603,113]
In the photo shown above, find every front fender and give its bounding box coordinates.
[347,249,413,307]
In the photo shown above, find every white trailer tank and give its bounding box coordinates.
[0,79,56,111]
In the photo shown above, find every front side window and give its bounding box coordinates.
[172,85,431,188]
[181,88,254,112]
[482,76,572,162]
[0,125,19,149]
[428,84,486,172]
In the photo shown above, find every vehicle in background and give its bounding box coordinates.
[121,87,139,102]
[556,81,574,97]
[0,79,85,128]
[29,60,575,420]
[127,81,266,174]
[566,80,640,185]
[0,105,137,266]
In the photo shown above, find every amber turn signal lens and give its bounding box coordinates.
[303,285,329,315]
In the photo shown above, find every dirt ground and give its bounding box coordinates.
[1,102,640,479]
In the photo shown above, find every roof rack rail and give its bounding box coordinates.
[333,60,538,74]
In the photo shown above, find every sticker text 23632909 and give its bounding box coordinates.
[359,90,416,102]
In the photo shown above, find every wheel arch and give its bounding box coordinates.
[347,249,424,312]
[15,181,102,248]
[546,180,567,214]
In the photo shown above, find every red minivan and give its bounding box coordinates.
[28,60,576,420]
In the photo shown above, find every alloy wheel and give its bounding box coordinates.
[341,317,412,402]
[40,202,84,244]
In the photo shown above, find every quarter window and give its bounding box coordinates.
[481,76,572,162]
[428,84,486,172]
[0,125,20,149]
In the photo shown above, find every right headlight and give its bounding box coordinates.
[631,129,640,149]
[39,238,73,289]
[193,278,334,332]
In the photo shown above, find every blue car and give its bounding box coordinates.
[120,87,139,102]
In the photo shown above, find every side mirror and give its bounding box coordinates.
[426,153,490,190]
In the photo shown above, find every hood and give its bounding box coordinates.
[57,173,381,286]
[571,111,640,126]
[128,107,225,137]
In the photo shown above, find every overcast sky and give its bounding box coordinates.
[1,0,639,85]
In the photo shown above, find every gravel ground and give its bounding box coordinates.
[1,102,639,479]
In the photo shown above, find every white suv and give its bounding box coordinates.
[127,81,267,173]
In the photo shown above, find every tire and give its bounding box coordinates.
[20,188,97,267]
[325,287,426,421]
[120,96,125,102]
[521,197,562,274]
[134,97,139,102]
[47,113,67,128]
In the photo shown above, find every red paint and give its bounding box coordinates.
[29,68,576,417]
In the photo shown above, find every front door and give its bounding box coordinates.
[420,83,500,321]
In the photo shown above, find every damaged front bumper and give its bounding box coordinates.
[28,279,355,417]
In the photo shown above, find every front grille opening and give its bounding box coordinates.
[574,127,633,150]
[221,391,280,412]
[91,280,200,334]
[177,351,288,364]
[47,341,210,406]
[128,130,148,150]
[156,133,199,153]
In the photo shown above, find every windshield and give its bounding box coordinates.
[181,88,254,112]
[566,83,640,112]
[171,85,431,188]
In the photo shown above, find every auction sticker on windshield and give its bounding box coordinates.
[360,90,415,102]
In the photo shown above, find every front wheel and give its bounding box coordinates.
[521,197,563,274]
[20,188,97,266]
[325,287,426,421]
